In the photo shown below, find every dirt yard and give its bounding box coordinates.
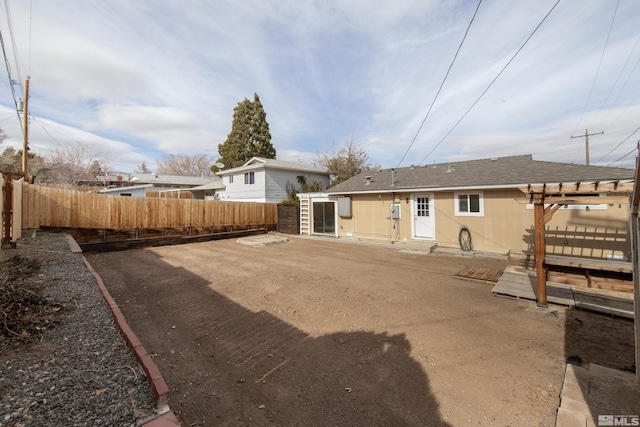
[85,235,635,426]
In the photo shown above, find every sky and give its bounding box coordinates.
[0,0,639,173]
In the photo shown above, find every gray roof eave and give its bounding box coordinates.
[217,164,328,175]
[326,179,636,195]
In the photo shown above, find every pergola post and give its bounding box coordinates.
[533,192,547,308]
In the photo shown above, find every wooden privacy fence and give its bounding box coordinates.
[19,183,277,229]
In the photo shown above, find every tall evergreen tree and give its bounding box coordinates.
[217,93,275,169]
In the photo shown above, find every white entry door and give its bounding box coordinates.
[414,193,435,239]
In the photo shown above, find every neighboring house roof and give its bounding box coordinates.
[216,157,329,176]
[129,173,221,186]
[188,181,227,191]
[98,184,153,194]
[327,155,635,194]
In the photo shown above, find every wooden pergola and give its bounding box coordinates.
[519,180,634,308]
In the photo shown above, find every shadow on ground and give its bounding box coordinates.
[87,249,450,426]
[564,306,637,423]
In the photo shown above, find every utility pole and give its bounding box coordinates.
[571,129,603,165]
[20,77,29,174]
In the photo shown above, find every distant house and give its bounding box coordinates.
[98,184,153,197]
[98,173,223,198]
[73,171,130,187]
[188,181,227,200]
[215,157,330,203]
[302,155,635,260]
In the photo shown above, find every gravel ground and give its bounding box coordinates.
[0,232,157,426]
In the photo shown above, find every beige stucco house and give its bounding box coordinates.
[302,155,635,261]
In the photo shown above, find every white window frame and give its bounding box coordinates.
[228,175,234,184]
[244,171,255,185]
[454,191,484,217]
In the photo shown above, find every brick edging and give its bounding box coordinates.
[81,255,173,417]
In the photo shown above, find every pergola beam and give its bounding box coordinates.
[543,195,630,205]
[520,181,633,195]
[533,193,547,307]
[522,182,633,310]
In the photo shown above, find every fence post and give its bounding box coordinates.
[0,173,3,245]
[11,178,23,242]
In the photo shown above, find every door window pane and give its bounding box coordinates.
[417,197,429,217]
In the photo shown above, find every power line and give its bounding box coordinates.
[420,0,562,165]
[594,32,640,129]
[31,116,63,147]
[0,28,23,136]
[569,0,620,138]
[597,53,640,130]
[594,124,640,164]
[606,144,637,167]
[3,0,23,80]
[395,0,483,168]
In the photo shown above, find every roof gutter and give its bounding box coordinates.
[326,179,635,196]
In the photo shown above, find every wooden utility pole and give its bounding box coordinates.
[21,77,29,174]
[571,129,603,165]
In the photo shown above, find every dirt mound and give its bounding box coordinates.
[0,254,65,346]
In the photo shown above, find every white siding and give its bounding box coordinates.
[104,187,147,197]
[216,167,330,203]
[216,170,267,202]
[265,170,331,204]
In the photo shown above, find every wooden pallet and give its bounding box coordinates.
[454,267,504,284]
[492,266,633,319]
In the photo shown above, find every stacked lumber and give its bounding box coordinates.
[547,271,633,293]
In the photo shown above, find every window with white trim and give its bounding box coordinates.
[455,192,484,216]
[228,175,233,183]
[244,171,255,185]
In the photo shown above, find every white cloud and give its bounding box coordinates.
[0,0,637,173]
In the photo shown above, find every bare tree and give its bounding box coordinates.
[156,154,214,176]
[135,161,151,174]
[315,135,379,186]
[0,147,21,172]
[37,141,111,184]
[0,147,46,177]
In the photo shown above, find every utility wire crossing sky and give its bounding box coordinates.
[0,0,639,172]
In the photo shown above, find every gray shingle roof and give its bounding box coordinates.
[129,174,222,186]
[188,181,226,191]
[326,155,635,193]
[216,157,328,175]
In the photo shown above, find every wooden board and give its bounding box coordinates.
[78,228,269,253]
[454,267,504,283]
[492,267,634,319]
[545,254,632,274]
[547,271,633,293]
[572,287,634,319]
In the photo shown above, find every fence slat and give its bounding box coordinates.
[18,183,278,230]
